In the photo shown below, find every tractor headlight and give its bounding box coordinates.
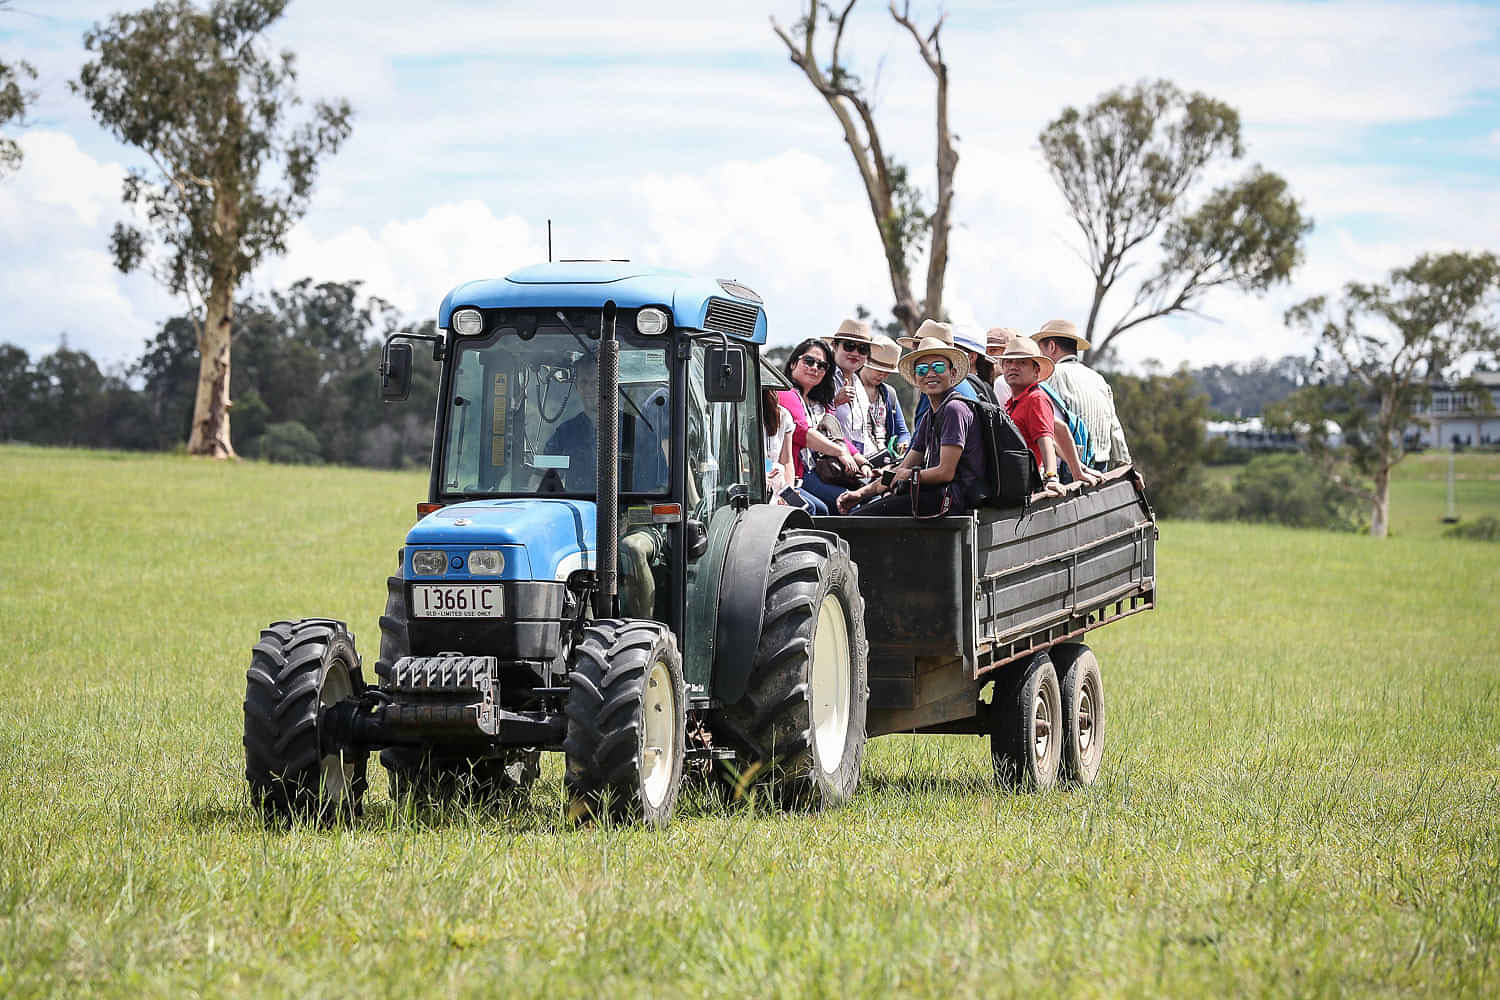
[466,549,504,576]
[411,549,448,575]
[636,307,669,336]
[452,308,484,336]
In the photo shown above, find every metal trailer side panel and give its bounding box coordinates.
[815,472,1155,737]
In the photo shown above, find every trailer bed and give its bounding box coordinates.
[815,470,1156,737]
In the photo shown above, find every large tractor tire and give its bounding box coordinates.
[717,529,868,807]
[989,651,1061,790]
[372,575,541,804]
[563,619,686,826]
[243,618,369,821]
[1052,643,1105,785]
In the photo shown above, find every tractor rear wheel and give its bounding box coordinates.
[990,652,1061,790]
[717,529,868,808]
[563,619,686,826]
[243,618,369,821]
[1054,644,1105,785]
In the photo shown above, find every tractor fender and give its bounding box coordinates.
[711,503,814,704]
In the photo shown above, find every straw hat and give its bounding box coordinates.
[986,327,1019,356]
[897,336,970,384]
[897,318,952,350]
[952,324,987,357]
[863,333,902,375]
[1035,318,1091,352]
[995,335,1055,381]
[832,317,874,344]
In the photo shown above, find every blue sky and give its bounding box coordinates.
[2,0,1498,371]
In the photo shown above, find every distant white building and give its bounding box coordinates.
[1205,416,1342,451]
[1409,371,1500,448]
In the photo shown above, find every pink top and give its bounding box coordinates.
[778,388,818,477]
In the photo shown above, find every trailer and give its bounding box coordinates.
[819,468,1156,786]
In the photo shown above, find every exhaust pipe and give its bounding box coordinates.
[594,301,619,618]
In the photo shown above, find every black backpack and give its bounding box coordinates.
[935,393,1036,509]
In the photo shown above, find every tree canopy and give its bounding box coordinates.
[74,0,352,457]
[1040,79,1312,365]
[1278,250,1500,537]
[0,0,37,178]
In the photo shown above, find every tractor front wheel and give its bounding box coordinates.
[243,618,369,821]
[563,619,686,826]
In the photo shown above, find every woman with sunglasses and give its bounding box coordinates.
[778,338,865,515]
[827,318,878,463]
[836,335,993,517]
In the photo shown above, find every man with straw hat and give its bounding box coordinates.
[838,332,1015,516]
[995,335,1074,497]
[903,319,988,428]
[826,317,878,465]
[856,333,912,459]
[1034,318,1132,472]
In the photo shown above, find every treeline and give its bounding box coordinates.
[0,279,439,467]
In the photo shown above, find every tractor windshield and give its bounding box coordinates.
[439,318,671,498]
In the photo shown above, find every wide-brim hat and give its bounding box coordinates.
[832,317,874,344]
[1035,318,1091,352]
[952,324,987,356]
[863,333,901,374]
[897,336,970,384]
[897,318,952,350]
[995,335,1056,381]
[986,327,1019,355]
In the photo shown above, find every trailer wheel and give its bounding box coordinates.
[243,618,369,821]
[1054,645,1105,785]
[990,652,1061,790]
[563,619,686,826]
[717,530,869,807]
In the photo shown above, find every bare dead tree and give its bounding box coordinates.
[772,1,956,336]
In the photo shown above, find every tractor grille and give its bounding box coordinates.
[703,297,760,338]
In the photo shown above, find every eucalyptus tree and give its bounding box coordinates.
[772,1,955,336]
[1281,251,1500,538]
[74,0,351,457]
[0,0,37,178]
[1040,80,1311,365]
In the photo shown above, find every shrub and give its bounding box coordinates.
[1214,453,1362,531]
[1444,515,1500,542]
[250,421,324,465]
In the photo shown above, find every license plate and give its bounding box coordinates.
[411,584,504,618]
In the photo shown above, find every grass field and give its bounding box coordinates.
[2,444,1498,997]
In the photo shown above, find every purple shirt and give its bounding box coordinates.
[912,392,988,510]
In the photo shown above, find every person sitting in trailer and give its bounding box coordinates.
[836,334,996,517]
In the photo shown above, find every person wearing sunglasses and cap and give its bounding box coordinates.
[903,320,992,430]
[837,335,999,516]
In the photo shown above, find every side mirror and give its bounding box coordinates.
[381,343,413,402]
[685,519,709,560]
[704,343,747,403]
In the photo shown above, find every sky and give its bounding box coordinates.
[1,0,1498,373]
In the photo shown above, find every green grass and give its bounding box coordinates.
[2,444,1499,997]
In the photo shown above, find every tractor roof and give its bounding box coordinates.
[436,262,767,344]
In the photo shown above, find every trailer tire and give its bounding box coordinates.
[243,618,369,821]
[563,619,685,826]
[1054,645,1105,785]
[990,652,1061,790]
[716,529,868,808]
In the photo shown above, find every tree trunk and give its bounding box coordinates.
[1369,461,1390,538]
[186,274,235,458]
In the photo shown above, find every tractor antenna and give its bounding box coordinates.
[547,220,553,262]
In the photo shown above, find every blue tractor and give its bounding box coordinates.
[242,263,870,824]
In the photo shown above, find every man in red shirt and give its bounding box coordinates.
[997,336,1066,498]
